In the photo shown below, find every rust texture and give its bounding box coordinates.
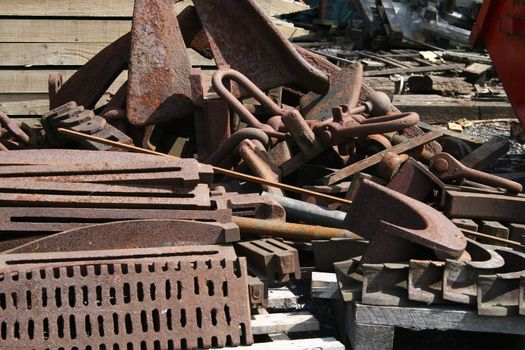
[0,246,253,349]
[127,0,192,126]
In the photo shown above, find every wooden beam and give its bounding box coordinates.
[394,94,516,123]
[223,338,344,350]
[0,43,214,67]
[0,19,131,43]
[363,63,465,77]
[251,312,319,335]
[0,70,127,94]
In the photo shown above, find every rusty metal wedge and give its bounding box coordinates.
[344,179,467,260]
[193,0,329,94]
[127,0,193,126]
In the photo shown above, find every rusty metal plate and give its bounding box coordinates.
[0,182,210,209]
[0,207,232,234]
[0,245,253,349]
[301,63,363,121]
[0,158,214,187]
[52,33,130,109]
[127,0,193,126]
[6,219,239,254]
[193,0,329,94]
[345,179,467,260]
[443,238,504,304]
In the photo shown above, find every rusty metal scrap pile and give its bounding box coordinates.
[1,0,525,348]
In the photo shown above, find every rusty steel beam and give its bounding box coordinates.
[0,245,253,348]
[334,258,364,302]
[0,207,232,235]
[408,260,445,304]
[211,192,285,220]
[193,0,329,94]
[361,263,410,306]
[127,0,193,126]
[5,220,240,254]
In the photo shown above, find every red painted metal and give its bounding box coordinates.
[471,0,525,127]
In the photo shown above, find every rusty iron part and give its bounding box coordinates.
[0,112,41,150]
[310,107,420,147]
[429,152,523,193]
[212,69,289,137]
[127,0,193,126]
[0,158,213,187]
[247,275,267,309]
[52,32,131,109]
[235,238,300,286]
[6,220,239,254]
[477,247,525,316]
[319,130,443,185]
[312,238,367,272]
[0,181,211,210]
[99,81,128,122]
[443,188,525,224]
[233,216,357,241]
[360,134,392,155]
[237,139,282,195]
[47,72,63,109]
[345,179,467,260]
[0,149,187,166]
[408,260,446,304]
[193,0,329,94]
[177,5,213,59]
[375,152,409,181]
[361,262,411,306]
[261,191,347,229]
[387,157,444,202]
[42,101,133,151]
[300,63,363,121]
[0,206,232,236]
[191,68,231,161]
[205,128,270,166]
[0,245,253,348]
[334,257,363,302]
[443,238,504,304]
[211,192,285,220]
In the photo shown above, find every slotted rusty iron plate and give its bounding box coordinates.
[0,246,253,349]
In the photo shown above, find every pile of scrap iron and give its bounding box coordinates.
[0,0,525,348]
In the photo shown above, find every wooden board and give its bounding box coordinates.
[252,312,320,335]
[1,0,308,17]
[0,43,215,67]
[223,337,345,350]
[393,94,516,123]
[0,70,128,94]
[0,19,131,43]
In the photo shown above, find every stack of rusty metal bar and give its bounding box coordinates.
[1,0,525,348]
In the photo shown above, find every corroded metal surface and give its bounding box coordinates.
[361,263,410,306]
[127,0,192,126]
[0,207,232,235]
[345,179,467,260]
[6,219,240,254]
[0,246,253,349]
[408,260,445,304]
[193,0,329,94]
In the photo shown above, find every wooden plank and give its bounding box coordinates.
[417,121,485,147]
[1,0,134,17]
[394,95,516,123]
[0,43,215,67]
[0,19,131,43]
[311,272,339,299]
[251,312,320,335]
[0,70,127,94]
[223,337,344,350]
[267,287,299,309]
[1,0,308,17]
[353,302,525,335]
[363,63,465,77]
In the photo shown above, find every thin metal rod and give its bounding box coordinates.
[57,128,353,206]
[461,228,524,249]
